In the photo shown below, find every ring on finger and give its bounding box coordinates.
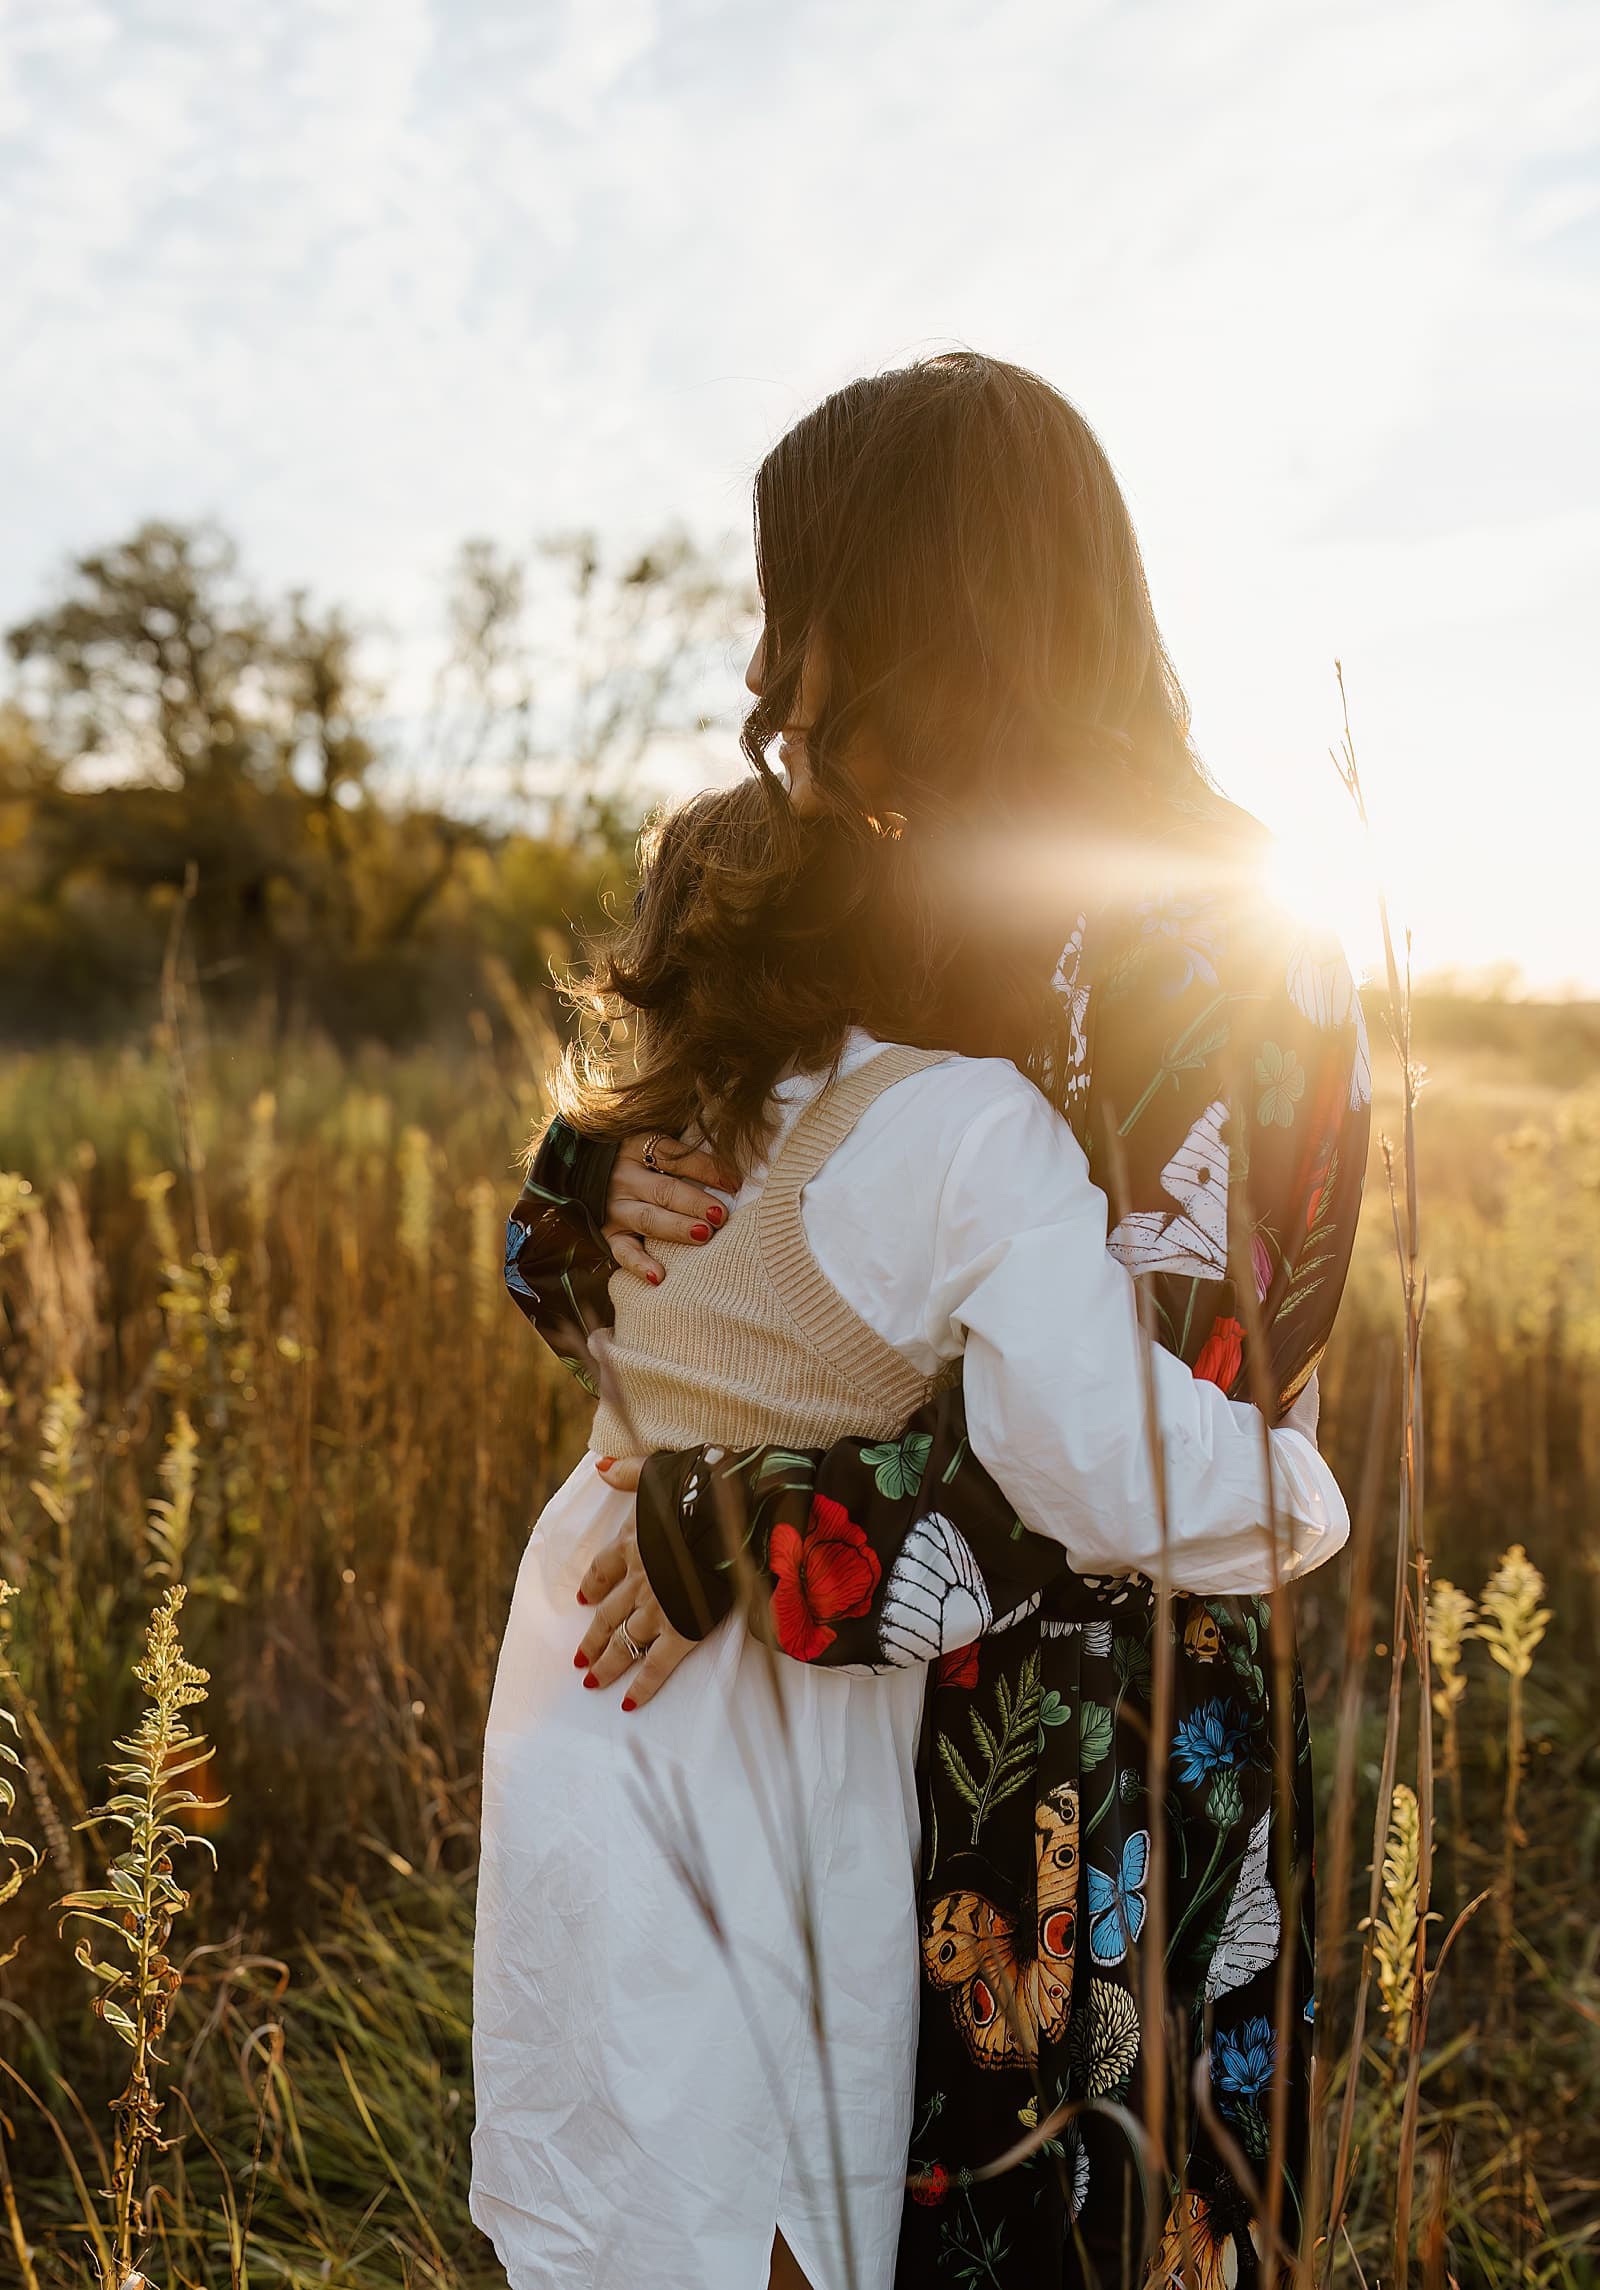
[620,1618,647,1663]
[641,1133,673,1175]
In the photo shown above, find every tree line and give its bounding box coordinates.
[0,521,753,1043]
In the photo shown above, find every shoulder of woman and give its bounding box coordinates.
[861,1054,1088,1218]
[874,1049,1056,1128]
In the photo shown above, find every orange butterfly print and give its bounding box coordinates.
[921,1782,1080,2067]
[1148,2190,1262,2288]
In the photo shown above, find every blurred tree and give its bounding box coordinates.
[418,525,754,846]
[0,519,754,1045]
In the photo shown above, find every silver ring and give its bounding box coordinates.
[641,1133,672,1175]
[619,1618,646,1663]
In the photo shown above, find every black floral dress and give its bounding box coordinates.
[503,818,1370,2289]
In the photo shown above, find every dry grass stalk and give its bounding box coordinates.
[1475,1544,1550,2031]
[1093,1108,1182,2285]
[143,1408,198,1584]
[1328,665,1443,2287]
[398,1126,436,1270]
[0,1580,41,1957]
[56,1584,225,2286]
[1300,1362,1389,2283]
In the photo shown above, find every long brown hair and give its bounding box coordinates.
[559,351,1244,1166]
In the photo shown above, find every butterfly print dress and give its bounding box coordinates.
[502,823,1370,2288]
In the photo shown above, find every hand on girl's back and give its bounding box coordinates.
[604,1132,735,1285]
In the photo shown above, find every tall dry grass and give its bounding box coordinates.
[0,940,1597,2281]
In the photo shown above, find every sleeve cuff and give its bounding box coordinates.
[636,1450,736,1642]
[529,1119,622,1250]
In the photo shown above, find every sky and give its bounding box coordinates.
[2,0,1597,991]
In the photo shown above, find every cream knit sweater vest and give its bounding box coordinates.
[589,1044,953,1458]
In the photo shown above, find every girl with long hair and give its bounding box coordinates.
[486,354,1369,2289]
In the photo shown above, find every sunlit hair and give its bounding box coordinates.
[554,779,924,1166]
[561,351,1255,1166]
[746,351,1214,833]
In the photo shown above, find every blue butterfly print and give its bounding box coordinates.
[504,1217,538,1304]
[1087,1830,1151,1966]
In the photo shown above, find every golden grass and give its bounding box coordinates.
[0,980,1597,2284]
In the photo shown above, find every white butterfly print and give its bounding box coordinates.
[876,1512,992,1667]
[1040,1618,1115,1656]
[1067,2126,1090,2219]
[1052,915,1092,1078]
[1107,1097,1231,1280]
[991,1591,1043,1635]
[1286,943,1357,1029]
[1202,1808,1281,2002]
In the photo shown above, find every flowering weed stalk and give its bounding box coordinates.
[1476,1545,1550,2029]
[57,1584,224,2287]
[1372,1783,1422,2079]
[1427,1578,1475,1902]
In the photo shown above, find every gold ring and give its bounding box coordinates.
[641,1133,672,1175]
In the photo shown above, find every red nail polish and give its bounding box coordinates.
[575,1590,589,1606]
[706,1203,726,1227]
[574,1649,589,1669]
[691,1222,711,1243]
[597,1457,614,1471]
[583,1673,599,1689]
[621,1696,636,1713]
[647,1268,663,1286]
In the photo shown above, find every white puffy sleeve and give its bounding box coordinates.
[923,1074,1349,1596]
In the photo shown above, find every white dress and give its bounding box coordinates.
[470,1034,1347,2290]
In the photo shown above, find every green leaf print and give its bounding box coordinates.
[1036,1687,1071,1755]
[936,1732,981,1818]
[1079,1700,1115,1771]
[1112,1634,1154,1694]
[1118,995,1234,1136]
[753,1450,820,1484]
[1280,1144,1342,1312]
[940,2205,1012,2288]
[559,1356,599,1397]
[1255,1040,1306,1128]
[953,1652,1043,1843]
[859,1430,933,1501]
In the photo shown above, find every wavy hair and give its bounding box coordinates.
[558,352,1246,1165]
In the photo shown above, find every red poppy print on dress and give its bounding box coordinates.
[768,1494,883,1661]
[939,1642,981,1691]
[1192,1312,1245,1390]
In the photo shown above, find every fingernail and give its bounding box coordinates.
[575,1590,589,1606]
[691,1222,711,1243]
[705,1202,726,1227]
[574,1649,589,1670]
[582,1673,599,1690]
[620,1696,636,1713]
[647,1268,663,1286]
[596,1457,614,1471]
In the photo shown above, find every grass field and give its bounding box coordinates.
[1,988,1597,2287]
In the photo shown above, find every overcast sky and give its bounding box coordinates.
[3,0,1597,988]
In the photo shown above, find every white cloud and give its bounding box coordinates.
[1,0,1596,982]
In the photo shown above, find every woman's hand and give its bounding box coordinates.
[603,1133,735,1286]
[575,1500,696,1709]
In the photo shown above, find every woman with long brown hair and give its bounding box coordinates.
[479,354,1369,2290]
